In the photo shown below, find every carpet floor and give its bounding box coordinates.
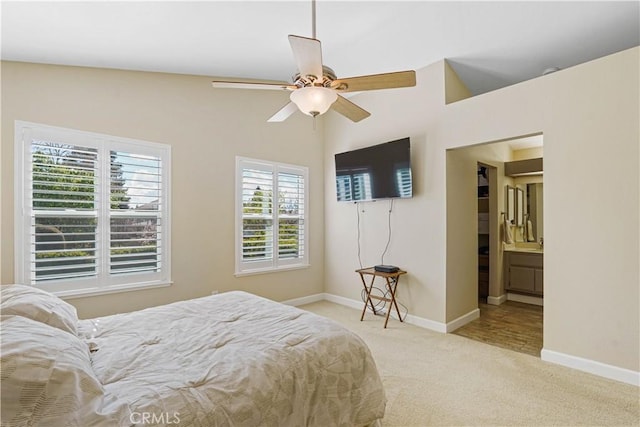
[300,301,639,426]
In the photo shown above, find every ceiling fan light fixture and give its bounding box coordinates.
[290,86,338,117]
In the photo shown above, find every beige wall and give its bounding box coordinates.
[324,47,639,373]
[1,61,325,318]
[324,63,448,323]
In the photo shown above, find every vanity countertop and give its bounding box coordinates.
[505,247,543,254]
[503,244,543,254]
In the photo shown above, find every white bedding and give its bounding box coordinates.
[79,291,386,426]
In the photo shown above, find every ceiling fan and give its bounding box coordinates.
[211,0,416,123]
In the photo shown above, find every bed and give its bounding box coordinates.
[1,285,386,426]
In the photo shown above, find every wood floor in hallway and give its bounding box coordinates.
[452,300,543,357]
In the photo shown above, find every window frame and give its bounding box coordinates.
[235,156,309,276]
[14,121,172,298]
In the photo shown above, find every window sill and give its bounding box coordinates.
[235,264,310,278]
[54,280,173,300]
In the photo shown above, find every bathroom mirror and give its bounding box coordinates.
[506,186,515,224]
[526,183,544,241]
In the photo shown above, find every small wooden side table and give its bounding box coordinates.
[356,267,407,328]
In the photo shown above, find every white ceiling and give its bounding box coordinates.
[1,1,638,95]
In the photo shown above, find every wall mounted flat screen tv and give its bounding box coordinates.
[335,137,412,202]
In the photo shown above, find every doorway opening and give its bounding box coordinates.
[446,134,544,357]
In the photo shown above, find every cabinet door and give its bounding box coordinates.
[534,268,543,294]
[509,266,535,292]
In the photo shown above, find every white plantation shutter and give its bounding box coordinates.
[109,151,164,276]
[31,141,99,282]
[15,122,171,296]
[236,157,309,274]
[240,165,274,268]
[277,170,305,262]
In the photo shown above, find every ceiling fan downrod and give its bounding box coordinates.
[311,0,317,39]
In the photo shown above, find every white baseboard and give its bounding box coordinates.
[282,293,325,306]
[405,312,448,333]
[507,292,543,306]
[541,349,640,387]
[322,293,480,333]
[323,293,363,310]
[487,294,507,305]
[446,308,480,332]
[323,293,448,332]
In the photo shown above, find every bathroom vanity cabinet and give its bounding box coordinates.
[504,251,543,296]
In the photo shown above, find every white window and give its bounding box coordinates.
[236,157,308,275]
[14,121,171,297]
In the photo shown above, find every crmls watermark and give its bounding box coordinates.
[130,412,180,425]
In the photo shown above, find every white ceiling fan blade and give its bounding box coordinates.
[330,95,371,122]
[288,35,323,81]
[212,79,296,91]
[267,101,299,122]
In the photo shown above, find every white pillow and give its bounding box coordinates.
[0,315,129,426]
[0,284,78,335]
